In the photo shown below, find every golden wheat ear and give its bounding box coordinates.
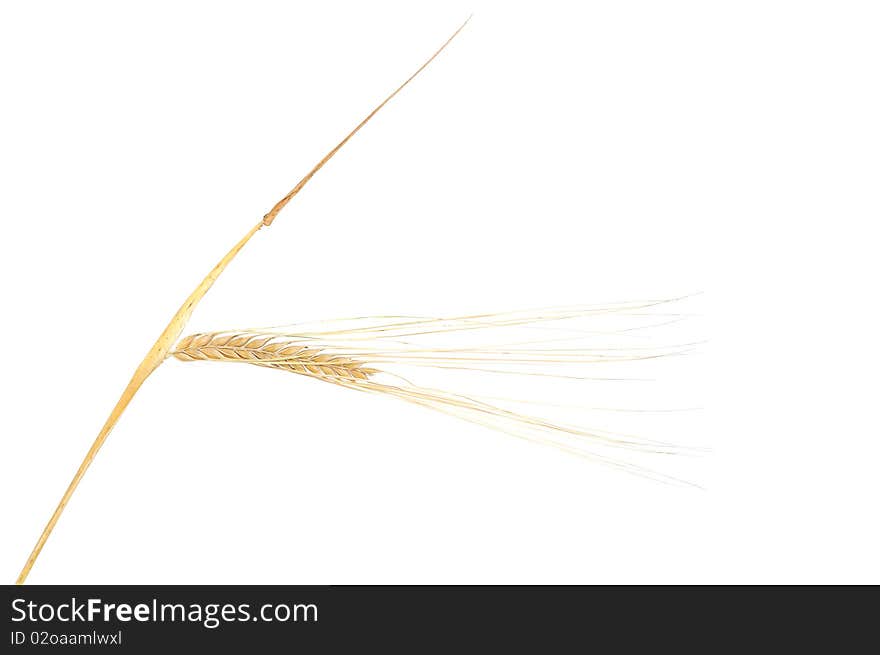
[171,300,703,486]
[16,18,471,585]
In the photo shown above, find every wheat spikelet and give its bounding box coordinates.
[173,332,377,381]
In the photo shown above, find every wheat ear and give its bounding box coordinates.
[173,332,378,381]
[15,18,470,585]
[170,303,700,485]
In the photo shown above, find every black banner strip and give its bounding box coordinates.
[2,585,874,652]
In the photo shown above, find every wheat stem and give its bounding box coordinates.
[16,19,468,584]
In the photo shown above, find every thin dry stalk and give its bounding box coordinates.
[15,18,470,585]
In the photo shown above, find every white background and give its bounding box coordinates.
[1,1,878,584]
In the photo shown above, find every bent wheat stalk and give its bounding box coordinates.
[16,18,471,585]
